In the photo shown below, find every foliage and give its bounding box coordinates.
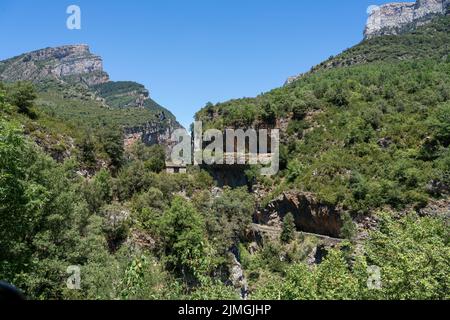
[157,197,215,282]
[6,81,37,116]
[280,213,296,243]
[0,119,112,299]
[340,212,357,241]
[361,213,450,300]
[1,15,450,301]
[130,142,166,173]
[253,213,449,300]
[206,187,255,256]
[99,126,124,171]
[195,17,450,215]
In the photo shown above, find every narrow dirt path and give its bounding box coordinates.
[251,223,344,244]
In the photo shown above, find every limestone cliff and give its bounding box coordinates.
[285,2,449,85]
[364,0,449,39]
[255,191,344,238]
[0,44,109,86]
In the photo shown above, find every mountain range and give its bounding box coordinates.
[0,44,182,156]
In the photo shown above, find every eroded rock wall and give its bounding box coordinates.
[255,191,343,238]
[0,45,109,85]
[364,0,449,39]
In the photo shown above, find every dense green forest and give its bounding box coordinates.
[1,16,449,300]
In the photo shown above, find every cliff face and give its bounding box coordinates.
[0,44,109,86]
[364,0,449,39]
[285,2,449,85]
[254,191,343,238]
[123,117,181,154]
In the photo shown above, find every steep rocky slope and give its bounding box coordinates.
[0,44,108,86]
[0,45,183,151]
[286,13,449,84]
[365,0,449,39]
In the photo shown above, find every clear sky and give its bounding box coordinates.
[0,0,399,128]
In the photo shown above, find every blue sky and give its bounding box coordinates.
[0,0,399,128]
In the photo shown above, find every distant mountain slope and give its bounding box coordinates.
[0,44,109,85]
[0,45,182,149]
[286,15,450,84]
[196,15,450,215]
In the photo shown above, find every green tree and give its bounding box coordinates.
[280,213,296,243]
[210,187,255,255]
[340,212,357,241]
[99,126,124,171]
[189,280,240,300]
[315,250,359,300]
[260,102,277,124]
[79,134,97,169]
[6,82,37,116]
[83,168,113,213]
[158,197,214,282]
[131,142,166,173]
[274,263,317,300]
[100,203,130,251]
[360,213,450,300]
[429,103,450,147]
[0,120,113,300]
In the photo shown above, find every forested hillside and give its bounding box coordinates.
[197,16,450,215]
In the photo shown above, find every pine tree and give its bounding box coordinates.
[281,213,296,243]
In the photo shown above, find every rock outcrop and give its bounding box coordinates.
[0,44,109,86]
[124,117,182,153]
[255,191,343,238]
[228,251,249,299]
[364,0,449,39]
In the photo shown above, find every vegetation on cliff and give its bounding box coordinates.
[197,16,450,216]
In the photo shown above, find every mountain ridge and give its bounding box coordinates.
[0,44,184,151]
[286,13,450,85]
[0,44,109,86]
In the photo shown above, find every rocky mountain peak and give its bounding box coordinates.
[0,45,184,151]
[364,0,449,39]
[0,44,109,86]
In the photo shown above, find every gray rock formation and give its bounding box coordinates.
[228,252,249,299]
[255,191,344,238]
[364,0,449,39]
[124,118,182,154]
[0,44,109,86]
